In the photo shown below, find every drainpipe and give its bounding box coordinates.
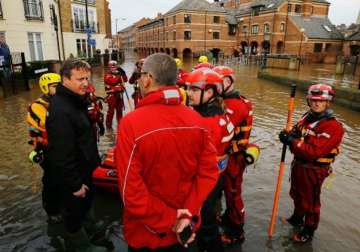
[57,0,65,60]
[283,0,290,52]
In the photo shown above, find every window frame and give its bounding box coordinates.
[23,0,44,21]
[184,14,191,24]
[28,32,44,61]
[213,16,220,24]
[314,43,323,53]
[184,30,191,40]
[251,25,259,34]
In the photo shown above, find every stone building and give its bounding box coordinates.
[119,0,344,63]
[59,0,112,58]
[0,0,63,61]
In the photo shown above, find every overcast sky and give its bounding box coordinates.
[108,0,360,33]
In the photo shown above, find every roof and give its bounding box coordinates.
[347,31,360,41]
[290,16,343,40]
[233,0,283,17]
[166,0,226,15]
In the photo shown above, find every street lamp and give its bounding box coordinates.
[298,28,305,71]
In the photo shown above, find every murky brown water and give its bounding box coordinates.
[0,58,359,252]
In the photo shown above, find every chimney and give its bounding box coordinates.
[302,0,312,18]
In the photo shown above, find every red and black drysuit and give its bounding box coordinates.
[128,70,142,108]
[221,90,253,239]
[288,109,344,232]
[193,102,233,252]
[86,84,105,140]
[104,67,128,128]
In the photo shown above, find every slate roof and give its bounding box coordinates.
[166,0,226,15]
[346,31,360,41]
[290,16,343,40]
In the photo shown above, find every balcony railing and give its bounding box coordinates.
[73,0,96,5]
[23,0,44,21]
[71,19,99,33]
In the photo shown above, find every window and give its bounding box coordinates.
[184,31,191,40]
[213,16,220,24]
[28,32,43,61]
[173,31,176,40]
[314,43,322,53]
[76,38,94,57]
[253,7,261,16]
[173,15,176,24]
[251,25,259,34]
[295,5,301,13]
[184,14,191,23]
[325,43,332,52]
[228,24,236,35]
[242,25,248,34]
[280,23,285,32]
[166,32,168,41]
[264,23,270,33]
[213,31,220,39]
[288,4,292,13]
[75,0,96,4]
[311,6,314,14]
[0,0,3,18]
[73,6,97,32]
[23,0,44,20]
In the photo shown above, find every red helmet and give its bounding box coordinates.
[194,62,214,70]
[108,60,117,67]
[307,84,335,101]
[186,68,223,95]
[213,66,235,83]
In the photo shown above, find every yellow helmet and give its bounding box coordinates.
[175,58,183,68]
[39,73,61,94]
[198,55,208,63]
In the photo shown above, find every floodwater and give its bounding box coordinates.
[0,57,359,252]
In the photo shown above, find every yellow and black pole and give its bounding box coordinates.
[268,83,296,238]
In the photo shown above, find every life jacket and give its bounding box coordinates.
[228,95,253,154]
[295,110,340,167]
[27,96,50,148]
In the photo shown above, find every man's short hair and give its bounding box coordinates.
[60,59,91,79]
[143,53,177,85]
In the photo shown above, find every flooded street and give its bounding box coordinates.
[0,58,359,252]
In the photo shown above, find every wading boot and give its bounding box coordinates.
[84,208,114,250]
[286,214,304,228]
[220,214,245,245]
[65,228,107,252]
[293,226,315,243]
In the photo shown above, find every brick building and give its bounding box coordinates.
[120,0,344,63]
[59,0,112,58]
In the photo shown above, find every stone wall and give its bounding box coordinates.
[258,71,360,111]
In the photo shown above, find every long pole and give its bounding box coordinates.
[85,0,91,58]
[268,83,297,238]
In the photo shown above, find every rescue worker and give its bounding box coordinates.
[187,68,234,252]
[104,60,128,129]
[27,73,63,223]
[128,58,144,107]
[116,53,219,251]
[175,58,189,105]
[47,59,110,252]
[279,84,344,243]
[213,66,254,244]
[194,55,214,70]
[86,83,105,140]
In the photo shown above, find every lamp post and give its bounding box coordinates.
[298,28,305,71]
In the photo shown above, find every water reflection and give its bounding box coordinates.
[0,59,359,251]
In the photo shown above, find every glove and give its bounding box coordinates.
[279,130,294,145]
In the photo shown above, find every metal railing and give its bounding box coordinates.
[72,0,96,5]
[23,0,44,21]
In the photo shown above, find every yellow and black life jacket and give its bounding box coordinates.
[27,96,50,148]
